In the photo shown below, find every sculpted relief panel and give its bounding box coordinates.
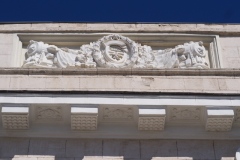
[22,34,209,69]
[170,107,201,120]
[36,106,62,120]
[103,106,134,120]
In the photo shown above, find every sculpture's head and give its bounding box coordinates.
[27,40,38,56]
[27,40,47,57]
[193,41,206,57]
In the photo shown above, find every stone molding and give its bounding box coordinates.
[1,23,240,36]
[0,68,240,76]
[0,94,239,106]
[0,73,240,94]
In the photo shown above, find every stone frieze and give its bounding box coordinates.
[22,34,209,69]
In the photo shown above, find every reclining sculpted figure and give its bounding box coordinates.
[23,34,209,69]
[24,40,96,68]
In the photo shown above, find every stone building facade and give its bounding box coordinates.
[0,23,239,160]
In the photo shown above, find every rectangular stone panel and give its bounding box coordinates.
[138,117,165,131]
[71,106,98,130]
[138,109,166,131]
[71,115,98,130]
[206,109,234,132]
[2,106,29,129]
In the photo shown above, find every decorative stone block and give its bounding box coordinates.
[235,108,240,122]
[36,105,62,120]
[170,107,201,120]
[206,109,234,132]
[138,109,166,131]
[103,106,134,120]
[1,107,29,129]
[71,107,98,130]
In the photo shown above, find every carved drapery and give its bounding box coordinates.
[22,34,209,69]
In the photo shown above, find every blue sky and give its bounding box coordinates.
[0,0,240,23]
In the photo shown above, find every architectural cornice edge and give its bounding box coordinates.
[0,68,239,76]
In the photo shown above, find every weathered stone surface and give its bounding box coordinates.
[9,75,46,90]
[0,138,238,159]
[0,68,240,76]
[0,74,236,93]
[0,23,239,36]
[0,44,13,55]
[225,57,240,68]
[0,75,10,89]
[45,76,80,90]
[218,78,240,91]
[0,34,22,67]
[123,140,140,159]
[177,140,215,160]
[0,24,32,31]
[222,47,240,58]
[102,140,124,157]
[66,139,84,158]
[214,140,240,160]
[84,140,102,157]
[0,34,14,44]
[29,138,66,157]
[220,38,240,47]
[79,76,115,90]
[103,140,140,159]
[219,38,240,68]
[0,55,11,67]
[140,140,177,159]
[0,138,29,158]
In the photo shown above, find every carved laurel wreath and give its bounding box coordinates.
[91,34,139,68]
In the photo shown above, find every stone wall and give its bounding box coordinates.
[0,138,239,160]
[0,33,22,67]
[220,37,240,68]
[0,74,239,94]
